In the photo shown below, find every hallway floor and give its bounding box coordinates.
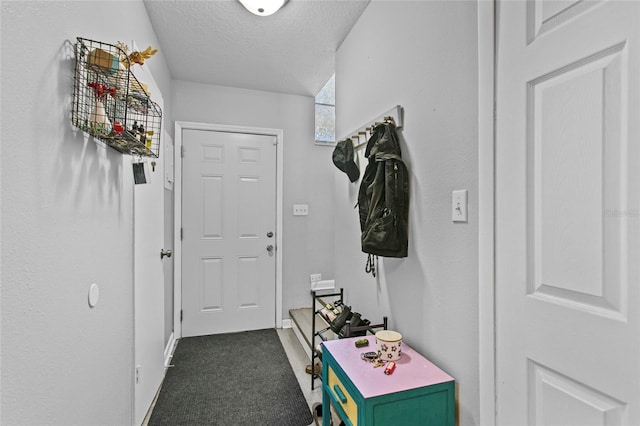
[276,327,324,411]
[143,327,325,425]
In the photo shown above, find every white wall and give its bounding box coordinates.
[1,1,172,424]
[172,81,336,320]
[334,1,480,424]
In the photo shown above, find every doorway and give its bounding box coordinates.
[173,122,284,339]
[484,0,640,424]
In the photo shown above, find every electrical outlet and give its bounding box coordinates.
[310,273,322,283]
[293,204,309,216]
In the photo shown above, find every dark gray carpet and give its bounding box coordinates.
[148,328,313,426]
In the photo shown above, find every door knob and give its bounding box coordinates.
[266,244,274,253]
[161,249,173,259]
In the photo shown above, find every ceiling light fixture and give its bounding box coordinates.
[238,0,288,16]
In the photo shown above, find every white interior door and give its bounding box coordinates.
[181,129,277,337]
[132,58,166,426]
[496,1,640,424]
[133,166,165,425]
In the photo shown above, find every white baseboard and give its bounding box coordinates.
[281,318,292,329]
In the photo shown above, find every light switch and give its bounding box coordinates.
[452,190,468,222]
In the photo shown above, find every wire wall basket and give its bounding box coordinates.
[71,37,162,158]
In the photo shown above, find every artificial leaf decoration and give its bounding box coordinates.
[128,46,158,67]
[115,41,158,68]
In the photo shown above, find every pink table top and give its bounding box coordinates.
[323,335,454,399]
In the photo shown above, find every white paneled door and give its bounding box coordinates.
[132,63,165,426]
[134,164,165,426]
[181,129,277,337]
[496,1,639,424]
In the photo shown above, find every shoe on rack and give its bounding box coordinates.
[330,305,352,334]
[305,363,322,375]
[317,303,340,322]
[340,312,370,337]
[352,316,372,337]
[339,312,359,337]
[320,304,338,322]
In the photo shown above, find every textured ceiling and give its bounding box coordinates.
[143,0,370,97]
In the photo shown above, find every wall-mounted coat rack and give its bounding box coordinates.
[340,105,404,149]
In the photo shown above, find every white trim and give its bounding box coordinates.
[163,332,177,367]
[290,319,312,362]
[281,319,292,329]
[478,1,496,425]
[173,121,284,339]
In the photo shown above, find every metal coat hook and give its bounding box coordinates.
[341,105,403,150]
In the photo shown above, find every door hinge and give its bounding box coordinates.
[181,146,185,158]
[180,227,183,240]
[180,309,183,322]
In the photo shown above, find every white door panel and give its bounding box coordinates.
[496,1,640,424]
[133,173,165,426]
[182,129,276,337]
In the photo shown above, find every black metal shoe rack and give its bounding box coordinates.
[310,288,388,390]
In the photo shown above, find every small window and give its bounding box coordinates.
[315,74,335,145]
